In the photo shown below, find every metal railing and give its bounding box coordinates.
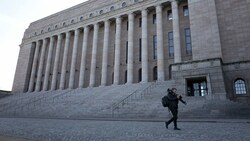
[111,82,157,117]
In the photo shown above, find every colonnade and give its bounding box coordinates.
[27,1,182,92]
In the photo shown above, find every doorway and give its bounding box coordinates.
[187,77,208,96]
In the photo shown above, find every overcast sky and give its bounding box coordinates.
[0,0,87,91]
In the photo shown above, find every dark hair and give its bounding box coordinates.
[171,88,177,91]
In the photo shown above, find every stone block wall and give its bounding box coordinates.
[171,58,227,100]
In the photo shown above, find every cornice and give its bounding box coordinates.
[22,0,171,44]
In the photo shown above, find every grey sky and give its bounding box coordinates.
[0,0,87,91]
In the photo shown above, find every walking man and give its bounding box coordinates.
[165,88,186,130]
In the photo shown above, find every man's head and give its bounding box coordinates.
[171,88,177,93]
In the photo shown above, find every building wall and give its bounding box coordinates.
[12,0,250,102]
[171,58,227,100]
[188,0,222,61]
[215,0,250,101]
[223,61,250,102]
[14,0,194,92]
[12,42,34,93]
[216,0,250,63]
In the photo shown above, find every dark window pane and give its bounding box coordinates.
[183,6,189,16]
[234,79,247,95]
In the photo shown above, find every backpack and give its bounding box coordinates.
[161,96,169,107]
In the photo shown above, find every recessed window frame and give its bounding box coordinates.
[167,10,172,20]
[183,5,189,16]
[168,32,174,58]
[234,78,248,95]
[153,14,156,24]
[185,28,192,55]
[99,10,104,15]
[110,6,115,11]
[89,13,93,18]
[153,35,157,60]
[122,2,127,7]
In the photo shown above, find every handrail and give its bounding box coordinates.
[111,82,157,117]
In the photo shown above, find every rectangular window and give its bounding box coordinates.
[183,6,189,16]
[167,10,172,20]
[113,44,115,66]
[168,32,174,57]
[127,21,128,31]
[153,35,157,59]
[153,14,156,24]
[185,28,192,55]
[126,41,128,63]
[139,38,142,62]
[139,18,142,27]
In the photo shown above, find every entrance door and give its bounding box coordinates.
[187,77,208,96]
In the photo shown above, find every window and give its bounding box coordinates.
[183,6,189,16]
[55,25,58,29]
[41,30,43,34]
[89,13,93,18]
[122,2,127,7]
[99,10,103,15]
[134,0,139,3]
[138,68,142,82]
[187,77,208,96]
[168,32,174,57]
[185,28,192,55]
[48,28,51,31]
[110,6,115,11]
[139,38,142,62]
[127,21,128,31]
[126,41,128,63]
[167,10,172,20]
[139,18,142,27]
[234,79,247,95]
[153,14,156,24]
[153,66,157,81]
[124,71,127,83]
[80,16,84,21]
[63,22,66,26]
[153,35,157,59]
[71,20,74,24]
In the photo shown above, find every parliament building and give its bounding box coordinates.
[12,0,250,102]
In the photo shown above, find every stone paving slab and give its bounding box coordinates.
[0,118,249,141]
[0,135,36,141]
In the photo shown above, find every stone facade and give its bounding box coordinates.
[12,0,250,102]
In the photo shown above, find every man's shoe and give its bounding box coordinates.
[165,122,169,129]
[174,127,181,130]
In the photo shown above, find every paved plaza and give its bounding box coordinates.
[0,118,249,141]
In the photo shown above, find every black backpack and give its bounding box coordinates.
[161,96,169,107]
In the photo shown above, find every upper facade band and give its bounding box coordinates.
[22,0,172,43]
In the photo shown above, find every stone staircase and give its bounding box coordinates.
[0,83,151,118]
[111,81,250,119]
[0,81,249,119]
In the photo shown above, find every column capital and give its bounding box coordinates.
[128,13,135,21]
[116,16,122,24]
[104,19,110,26]
[128,12,135,17]
[74,28,80,36]
[171,0,178,4]
[83,25,89,31]
[104,19,110,24]
[115,16,122,19]
[65,31,71,38]
[141,9,148,17]
[156,5,162,13]
[57,33,63,37]
[94,23,99,26]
